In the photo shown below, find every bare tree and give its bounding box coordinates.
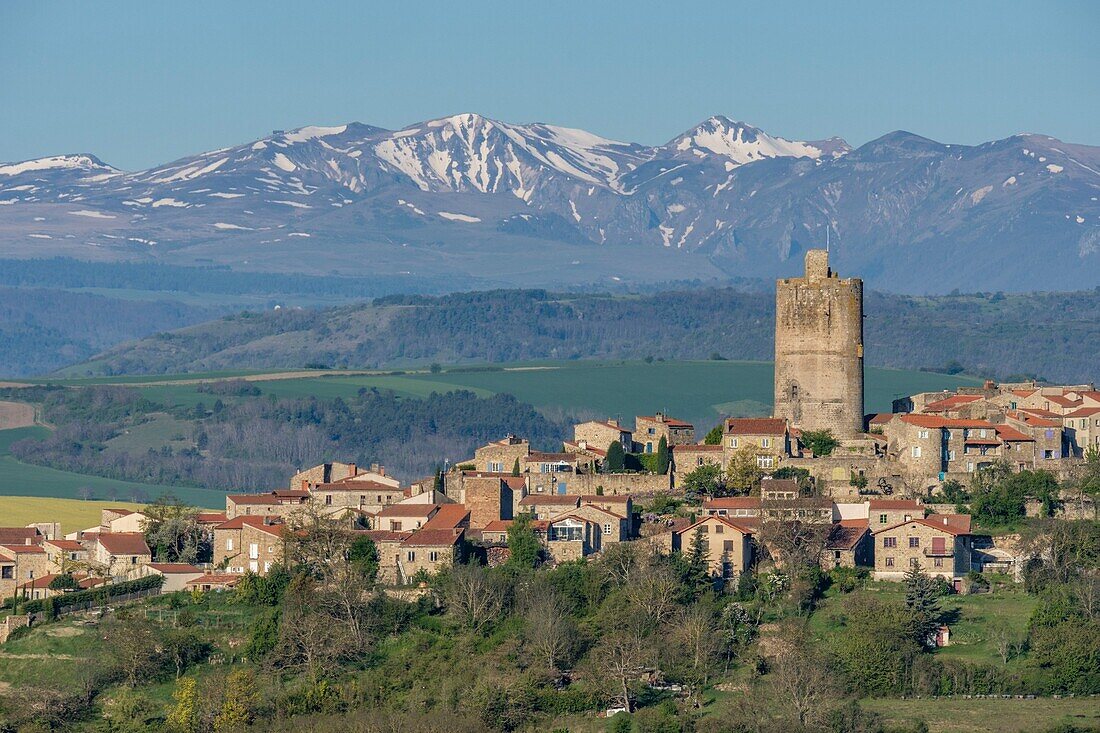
[990,619,1023,665]
[523,591,575,671]
[443,563,503,634]
[769,625,836,729]
[624,563,680,629]
[759,495,833,572]
[593,630,648,712]
[670,604,721,707]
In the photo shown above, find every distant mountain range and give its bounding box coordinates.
[1,114,1098,292]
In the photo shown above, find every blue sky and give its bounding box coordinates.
[2,0,1097,170]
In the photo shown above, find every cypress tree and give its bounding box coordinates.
[511,458,521,476]
[605,441,625,472]
[656,436,670,475]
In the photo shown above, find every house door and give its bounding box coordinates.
[931,537,945,555]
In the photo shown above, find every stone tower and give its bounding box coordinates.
[774,249,864,436]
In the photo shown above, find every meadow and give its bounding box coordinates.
[0,496,146,535]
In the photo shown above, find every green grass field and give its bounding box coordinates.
[0,496,146,535]
[0,426,225,508]
[860,697,1100,733]
[134,360,980,432]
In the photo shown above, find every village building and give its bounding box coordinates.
[723,418,792,469]
[397,529,464,581]
[142,563,205,592]
[186,573,242,592]
[225,490,310,519]
[16,573,106,601]
[823,519,872,569]
[518,494,580,521]
[672,515,754,579]
[375,503,439,532]
[0,542,51,600]
[1063,407,1100,456]
[573,419,632,453]
[92,532,152,580]
[474,435,531,473]
[872,515,974,585]
[544,514,604,561]
[633,412,695,453]
[213,516,287,574]
[42,539,88,572]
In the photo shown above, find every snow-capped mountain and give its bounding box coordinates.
[0,114,1097,293]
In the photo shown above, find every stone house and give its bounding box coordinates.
[634,413,695,453]
[823,519,872,569]
[579,494,634,521]
[551,503,630,543]
[1063,407,1100,456]
[872,515,973,584]
[397,529,464,581]
[479,520,513,545]
[289,461,360,489]
[702,496,761,520]
[867,498,924,529]
[185,572,242,592]
[474,435,531,473]
[1006,410,1066,460]
[518,494,580,521]
[100,509,149,534]
[375,504,439,532]
[573,420,633,453]
[560,440,605,471]
[672,516,754,579]
[225,490,310,519]
[447,472,523,528]
[0,543,51,600]
[42,539,88,572]
[723,418,791,470]
[544,514,603,562]
[142,563,204,592]
[310,478,406,516]
[214,516,286,574]
[670,443,724,489]
[92,532,152,580]
[16,573,106,601]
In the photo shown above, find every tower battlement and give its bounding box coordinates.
[774,250,864,437]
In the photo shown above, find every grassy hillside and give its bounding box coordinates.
[0,426,225,508]
[59,287,1100,384]
[0,496,146,534]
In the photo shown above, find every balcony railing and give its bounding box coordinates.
[923,547,954,557]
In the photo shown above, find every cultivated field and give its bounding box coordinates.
[0,496,145,534]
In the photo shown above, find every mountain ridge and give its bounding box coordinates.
[1,114,1097,293]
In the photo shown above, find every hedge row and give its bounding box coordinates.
[24,574,165,617]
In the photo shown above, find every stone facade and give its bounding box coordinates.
[872,517,972,581]
[214,517,286,575]
[573,420,632,453]
[474,436,530,473]
[673,516,753,579]
[774,249,864,437]
[634,413,695,453]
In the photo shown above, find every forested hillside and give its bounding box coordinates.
[78,288,1100,384]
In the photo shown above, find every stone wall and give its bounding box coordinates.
[774,250,864,437]
[0,614,29,644]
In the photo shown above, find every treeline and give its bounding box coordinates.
[6,385,567,487]
[0,287,227,376]
[80,287,1100,383]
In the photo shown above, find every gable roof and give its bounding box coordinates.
[0,528,41,545]
[43,539,85,552]
[672,443,724,452]
[868,498,922,511]
[677,514,755,536]
[147,563,203,574]
[195,512,229,524]
[562,440,607,457]
[868,413,895,425]
[312,479,402,493]
[401,528,463,547]
[96,532,151,556]
[872,516,970,537]
[377,503,438,518]
[1064,407,1100,418]
[420,504,470,530]
[703,497,761,510]
[994,425,1034,442]
[725,418,786,436]
[826,520,870,550]
[185,573,242,588]
[923,395,983,412]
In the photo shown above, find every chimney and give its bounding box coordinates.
[379,466,386,477]
[301,480,309,491]
[942,516,949,526]
[655,411,664,422]
[348,463,357,476]
[579,440,588,450]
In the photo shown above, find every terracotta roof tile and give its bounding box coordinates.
[401,529,462,547]
[725,418,787,436]
[96,532,151,556]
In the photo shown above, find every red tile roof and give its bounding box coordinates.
[215,516,285,532]
[638,415,693,428]
[195,512,229,524]
[377,504,438,518]
[421,504,470,530]
[725,418,786,436]
[401,529,462,547]
[96,532,151,556]
[994,425,1033,442]
[43,539,85,551]
[826,520,870,550]
[0,543,46,554]
[923,395,983,412]
[563,440,608,457]
[482,520,513,533]
[313,479,400,492]
[868,413,895,425]
[1046,395,1082,408]
[873,516,971,537]
[358,529,409,543]
[703,497,761,510]
[0,528,41,545]
[185,573,242,588]
[1064,407,1100,418]
[579,494,632,503]
[677,515,755,536]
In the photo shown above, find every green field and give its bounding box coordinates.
[0,426,224,508]
[132,360,980,432]
[0,496,146,534]
[860,697,1100,733]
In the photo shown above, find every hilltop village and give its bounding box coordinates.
[3,250,1095,604]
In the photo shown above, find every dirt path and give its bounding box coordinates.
[0,401,36,429]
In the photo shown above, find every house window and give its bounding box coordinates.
[646,442,653,453]
[947,450,955,461]
[879,514,888,524]
[911,446,922,458]
[933,558,943,568]
[325,495,332,505]
[0,567,11,579]
[761,437,770,448]
[603,523,612,535]
[885,557,895,567]
[392,521,403,531]
[909,537,920,548]
[729,438,738,448]
[967,461,974,472]
[407,551,416,562]
[715,524,724,534]
[756,455,774,469]
[226,538,234,551]
[429,551,439,562]
[883,537,897,548]
[648,427,656,435]
[1044,450,1054,459]
[249,543,259,560]
[918,430,929,439]
[724,540,735,551]
[131,556,137,564]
